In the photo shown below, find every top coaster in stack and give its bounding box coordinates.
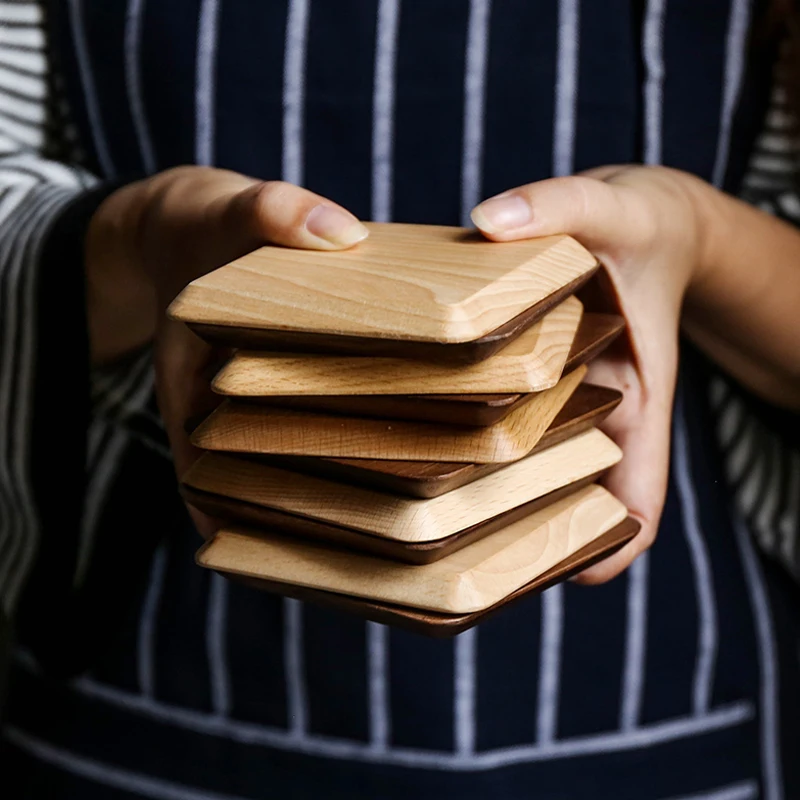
[173,223,636,636]
[169,222,599,363]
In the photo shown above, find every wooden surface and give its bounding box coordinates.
[183,426,621,543]
[170,223,598,345]
[196,484,629,614]
[260,383,622,497]
[244,312,624,426]
[183,475,601,564]
[192,364,586,463]
[224,517,640,636]
[213,297,583,397]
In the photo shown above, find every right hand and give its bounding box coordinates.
[85,166,368,536]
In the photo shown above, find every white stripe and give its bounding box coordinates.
[367,622,390,751]
[717,394,745,446]
[659,781,759,800]
[0,90,46,124]
[0,45,45,74]
[284,597,308,737]
[738,446,768,522]
[642,0,666,165]
[619,551,649,730]
[0,65,43,100]
[195,0,221,166]
[674,394,718,715]
[731,515,783,800]
[553,0,579,177]
[776,191,800,221]
[778,452,800,573]
[282,0,310,187]
[0,111,42,147]
[371,0,400,223]
[536,583,564,744]
[125,0,157,173]
[5,727,250,800]
[753,436,783,552]
[0,3,41,24]
[0,153,89,187]
[0,24,43,49]
[71,676,755,769]
[454,627,477,756]
[207,574,231,717]
[726,414,760,484]
[67,0,116,176]
[137,543,168,699]
[460,0,491,226]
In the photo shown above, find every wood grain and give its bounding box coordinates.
[259,383,622,497]
[196,484,629,614]
[169,223,598,345]
[242,312,624,426]
[182,475,602,564]
[223,517,640,636]
[213,297,583,397]
[191,364,586,463]
[183,427,621,543]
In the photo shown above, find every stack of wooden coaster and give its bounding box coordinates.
[169,223,639,636]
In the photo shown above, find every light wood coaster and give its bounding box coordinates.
[213,297,583,397]
[183,427,620,542]
[169,223,598,363]
[196,485,629,614]
[183,475,601,564]
[227,517,640,636]
[245,312,624,426]
[191,364,586,464]
[259,383,623,498]
[183,428,620,562]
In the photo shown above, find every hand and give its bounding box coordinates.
[86,166,368,536]
[471,165,715,583]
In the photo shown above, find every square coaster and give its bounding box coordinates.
[226,517,640,636]
[212,297,583,397]
[196,485,629,614]
[259,383,622,498]
[242,312,624,426]
[190,364,586,464]
[169,223,598,363]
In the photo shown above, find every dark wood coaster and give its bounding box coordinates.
[255,383,622,498]
[239,312,623,426]
[220,517,641,636]
[183,472,603,564]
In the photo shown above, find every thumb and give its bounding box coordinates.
[470,176,639,251]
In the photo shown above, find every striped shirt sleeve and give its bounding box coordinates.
[0,0,155,648]
[719,50,800,583]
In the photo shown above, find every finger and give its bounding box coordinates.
[228,180,369,251]
[571,390,673,584]
[469,175,648,252]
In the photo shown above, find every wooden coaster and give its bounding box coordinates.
[183,474,601,564]
[228,517,640,636]
[243,312,624,426]
[259,383,622,498]
[213,297,583,397]
[183,427,620,543]
[169,223,598,363]
[196,485,628,614]
[191,365,586,464]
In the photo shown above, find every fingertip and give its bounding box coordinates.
[470,193,533,238]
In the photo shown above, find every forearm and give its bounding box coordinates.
[684,184,800,410]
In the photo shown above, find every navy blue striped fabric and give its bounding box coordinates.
[4,1,799,798]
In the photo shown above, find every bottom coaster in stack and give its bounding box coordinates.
[198,486,640,636]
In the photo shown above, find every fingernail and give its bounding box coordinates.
[471,193,532,234]
[305,205,369,247]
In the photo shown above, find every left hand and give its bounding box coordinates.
[471,165,715,583]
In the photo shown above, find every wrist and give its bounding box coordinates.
[85,179,158,364]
